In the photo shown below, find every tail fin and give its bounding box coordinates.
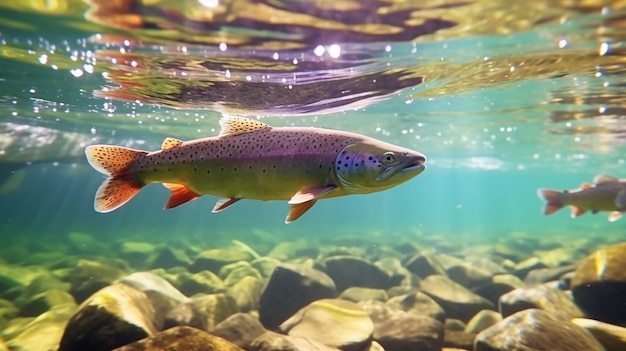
[537,188,562,215]
[85,145,147,213]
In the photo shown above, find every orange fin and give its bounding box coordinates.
[286,200,317,224]
[218,115,271,137]
[212,198,240,213]
[162,138,183,150]
[288,185,337,204]
[580,182,593,190]
[85,145,147,212]
[537,188,562,215]
[608,211,623,222]
[94,178,142,213]
[570,206,587,218]
[163,183,200,209]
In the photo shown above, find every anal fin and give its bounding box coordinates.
[163,183,200,209]
[286,200,317,224]
[212,198,240,213]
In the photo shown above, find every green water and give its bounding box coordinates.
[1,2,625,246]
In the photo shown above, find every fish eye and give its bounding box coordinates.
[382,152,395,164]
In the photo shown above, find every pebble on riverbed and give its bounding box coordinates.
[1,234,625,351]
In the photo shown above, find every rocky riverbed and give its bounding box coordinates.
[1,229,625,351]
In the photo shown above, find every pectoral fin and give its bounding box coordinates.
[570,206,587,218]
[608,211,624,222]
[288,185,337,204]
[163,183,200,209]
[286,200,317,224]
[212,198,240,213]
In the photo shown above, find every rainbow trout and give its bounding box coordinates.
[85,116,426,223]
[537,174,626,222]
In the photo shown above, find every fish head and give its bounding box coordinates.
[334,140,426,193]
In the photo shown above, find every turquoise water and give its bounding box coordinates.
[1,3,625,245]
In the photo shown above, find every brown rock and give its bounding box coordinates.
[373,311,444,351]
[443,330,475,350]
[464,310,502,334]
[385,291,445,322]
[164,293,238,331]
[403,253,447,278]
[112,326,245,351]
[59,283,156,351]
[279,299,373,351]
[475,309,603,351]
[571,242,626,324]
[324,256,391,291]
[572,318,626,351]
[210,313,266,350]
[250,331,340,351]
[339,287,388,302]
[499,283,582,319]
[419,275,495,322]
[258,263,336,329]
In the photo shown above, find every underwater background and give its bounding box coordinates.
[1,1,626,351]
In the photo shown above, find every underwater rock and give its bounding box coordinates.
[250,257,281,278]
[18,289,75,317]
[463,256,507,275]
[512,257,548,279]
[267,241,320,261]
[403,252,447,278]
[164,293,238,331]
[471,273,523,306]
[7,303,76,351]
[339,287,388,302]
[210,313,267,350]
[499,283,582,319]
[385,291,446,323]
[220,261,262,287]
[446,263,493,289]
[523,265,576,286]
[474,309,603,351]
[149,247,192,270]
[190,248,256,274]
[464,309,502,334]
[279,299,374,351]
[59,282,157,351]
[571,242,626,324]
[492,244,526,262]
[0,264,48,300]
[324,255,391,291]
[226,276,264,312]
[258,263,337,329]
[66,232,102,254]
[119,272,189,329]
[0,298,18,330]
[250,331,341,351]
[534,246,585,268]
[373,311,444,351]
[0,337,7,351]
[119,242,156,268]
[112,326,245,351]
[443,330,475,350]
[374,257,415,287]
[444,319,466,331]
[419,275,495,322]
[62,259,128,303]
[19,274,71,299]
[572,318,626,351]
[178,271,225,296]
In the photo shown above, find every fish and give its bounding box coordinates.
[85,116,427,223]
[537,175,626,222]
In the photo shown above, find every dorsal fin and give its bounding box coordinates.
[218,115,271,137]
[162,137,183,150]
[594,175,618,184]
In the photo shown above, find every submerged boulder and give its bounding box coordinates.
[112,326,245,351]
[258,263,336,329]
[58,282,157,351]
[475,309,603,351]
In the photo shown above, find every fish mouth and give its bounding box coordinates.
[377,155,426,181]
[401,157,426,174]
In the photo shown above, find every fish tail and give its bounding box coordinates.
[537,188,562,215]
[85,145,147,212]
